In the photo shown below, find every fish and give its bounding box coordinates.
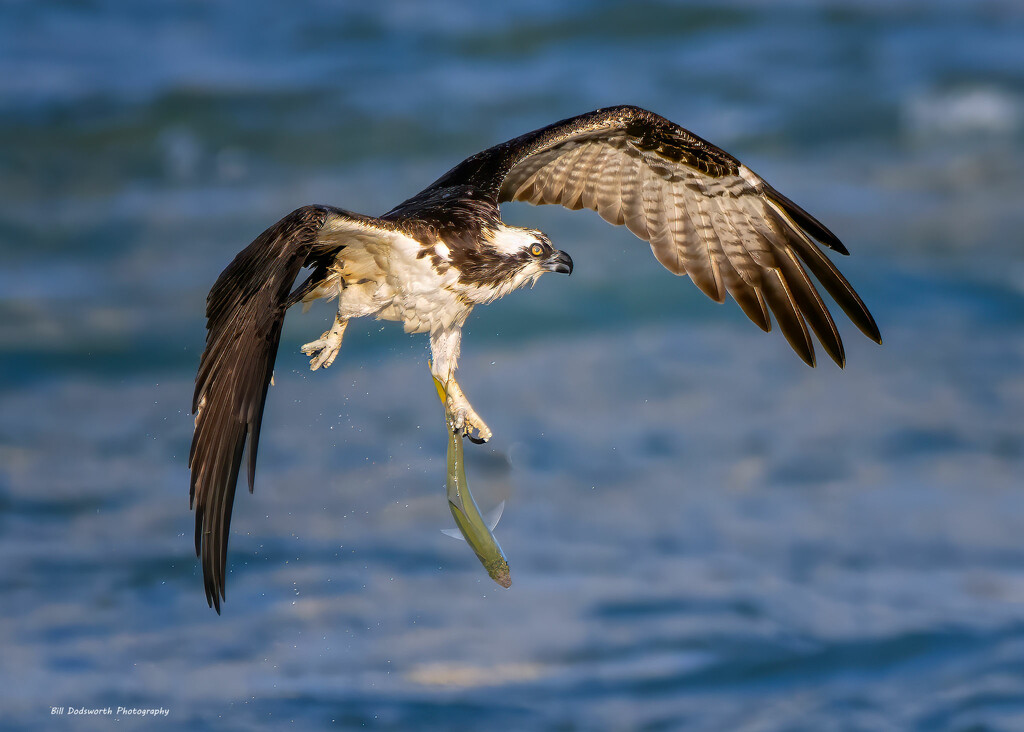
[433,375,512,588]
[441,501,504,540]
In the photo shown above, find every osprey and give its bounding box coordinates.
[190,105,880,611]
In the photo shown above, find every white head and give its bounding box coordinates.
[485,224,574,285]
[448,224,573,303]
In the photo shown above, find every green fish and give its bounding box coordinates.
[434,376,511,588]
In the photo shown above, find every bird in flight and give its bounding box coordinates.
[190,105,880,612]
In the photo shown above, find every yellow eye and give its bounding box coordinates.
[529,243,545,257]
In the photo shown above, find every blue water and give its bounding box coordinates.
[3,1,1024,729]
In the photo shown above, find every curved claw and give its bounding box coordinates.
[301,318,347,371]
[301,338,339,371]
[447,402,492,445]
[457,412,492,444]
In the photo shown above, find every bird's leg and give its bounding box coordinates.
[430,327,492,444]
[301,312,348,371]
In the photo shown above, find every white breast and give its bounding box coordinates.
[332,233,471,334]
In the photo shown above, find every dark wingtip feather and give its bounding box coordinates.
[771,239,848,369]
[761,269,816,367]
[763,182,850,255]
[785,232,882,347]
[733,287,772,333]
[861,312,883,345]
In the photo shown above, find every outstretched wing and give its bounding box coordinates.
[189,204,399,612]
[423,105,880,366]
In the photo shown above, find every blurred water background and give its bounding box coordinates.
[2,1,1024,729]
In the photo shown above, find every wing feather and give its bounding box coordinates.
[713,194,768,288]
[433,104,880,362]
[543,142,587,206]
[769,229,846,366]
[771,206,882,344]
[579,145,612,212]
[621,158,650,241]
[189,205,399,612]
[722,263,772,332]
[761,267,816,367]
[562,142,599,210]
[644,172,676,275]
[682,174,728,302]
[595,145,627,226]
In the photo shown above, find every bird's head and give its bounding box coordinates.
[450,225,574,302]
[487,225,573,286]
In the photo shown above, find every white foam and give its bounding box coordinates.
[905,86,1021,137]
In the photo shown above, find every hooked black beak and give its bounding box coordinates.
[545,250,573,275]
